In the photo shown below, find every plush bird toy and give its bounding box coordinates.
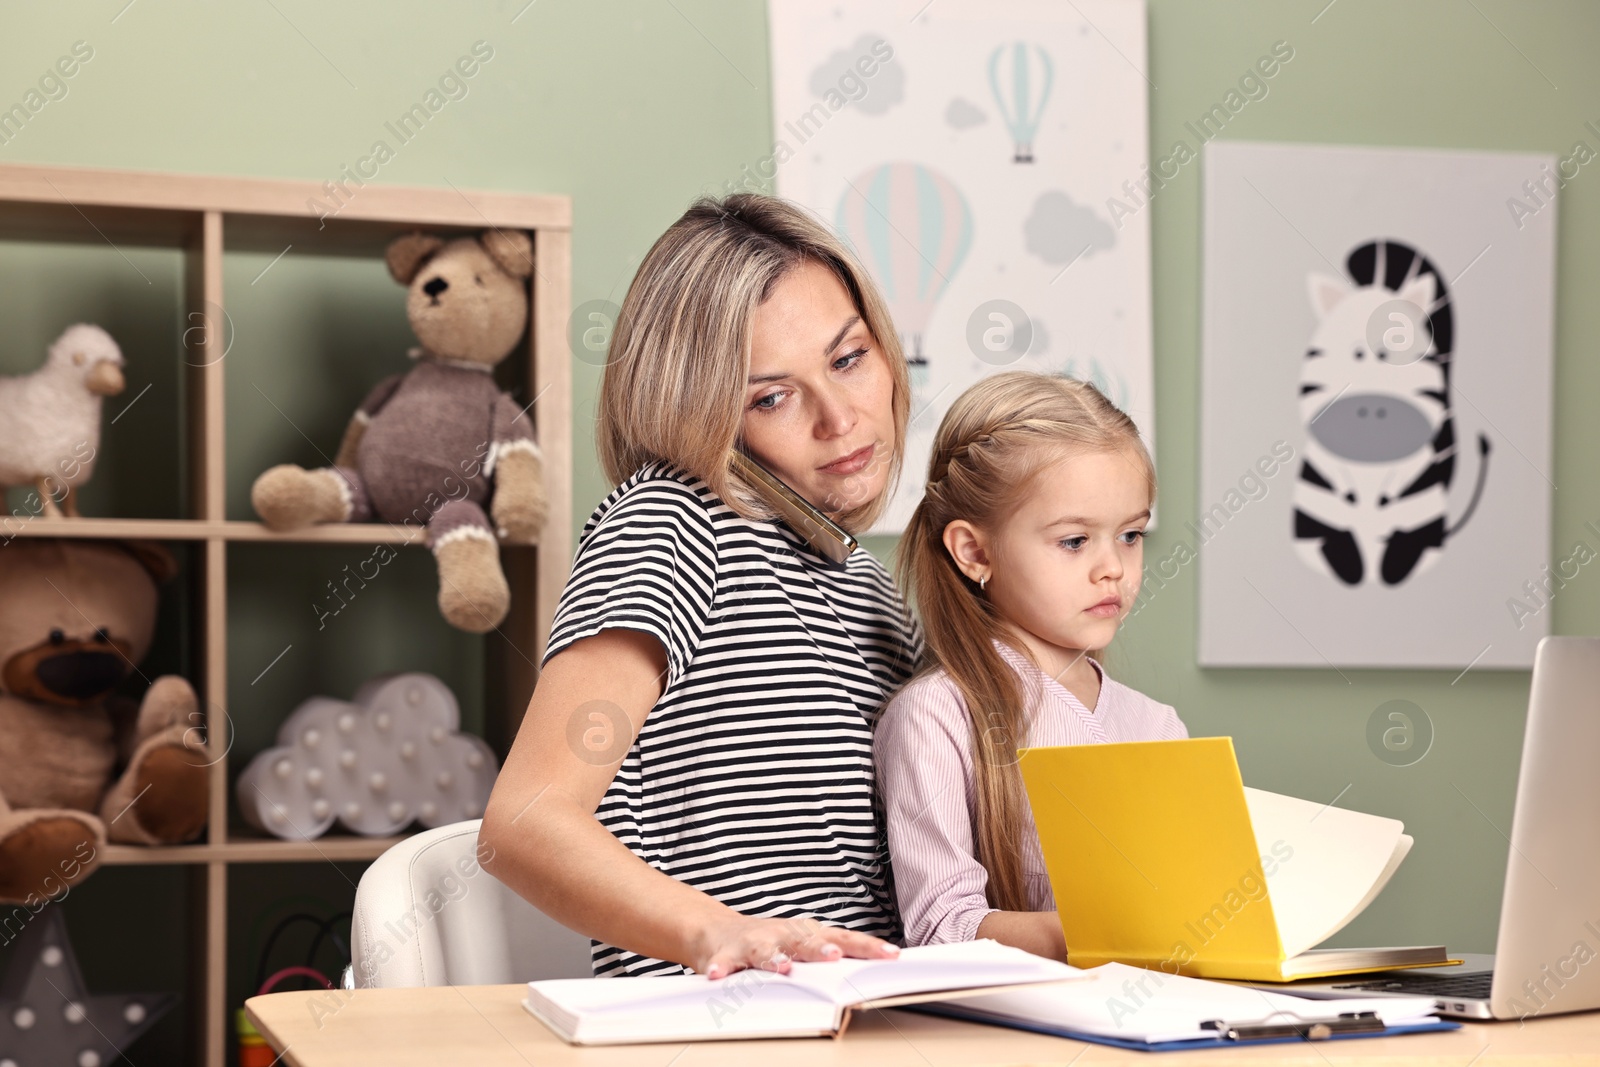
[0,323,125,517]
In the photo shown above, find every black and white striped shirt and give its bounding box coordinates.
[542,459,923,976]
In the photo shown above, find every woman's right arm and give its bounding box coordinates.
[479,626,897,977]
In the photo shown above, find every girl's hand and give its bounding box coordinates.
[693,915,900,979]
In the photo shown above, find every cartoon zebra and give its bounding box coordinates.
[1293,240,1491,587]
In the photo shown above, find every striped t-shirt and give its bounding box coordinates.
[541,459,923,976]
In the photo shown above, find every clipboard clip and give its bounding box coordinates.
[1201,1010,1386,1042]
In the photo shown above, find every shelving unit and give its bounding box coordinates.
[0,162,572,1067]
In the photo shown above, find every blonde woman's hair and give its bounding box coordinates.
[598,193,912,533]
[896,371,1156,911]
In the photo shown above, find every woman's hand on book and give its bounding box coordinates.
[692,915,900,979]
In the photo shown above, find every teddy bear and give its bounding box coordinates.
[0,539,210,906]
[250,229,549,633]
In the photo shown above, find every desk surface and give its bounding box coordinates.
[246,983,1600,1066]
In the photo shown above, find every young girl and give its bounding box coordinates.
[875,371,1187,962]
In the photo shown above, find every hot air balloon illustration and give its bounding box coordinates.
[834,162,973,392]
[988,42,1053,163]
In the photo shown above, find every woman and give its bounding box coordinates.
[480,193,922,979]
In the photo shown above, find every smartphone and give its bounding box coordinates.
[729,449,858,564]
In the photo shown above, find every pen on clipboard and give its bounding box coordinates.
[729,449,858,564]
[1202,1010,1387,1042]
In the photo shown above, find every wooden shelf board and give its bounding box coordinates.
[4,516,430,545]
[221,520,428,545]
[0,162,571,249]
[101,833,411,865]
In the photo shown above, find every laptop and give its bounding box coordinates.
[1271,636,1600,1020]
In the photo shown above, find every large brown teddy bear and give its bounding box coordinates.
[250,229,549,633]
[0,540,209,905]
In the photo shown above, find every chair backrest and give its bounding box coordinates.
[351,820,594,987]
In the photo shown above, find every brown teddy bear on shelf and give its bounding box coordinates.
[0,539,210,907]
[250,229,549,633]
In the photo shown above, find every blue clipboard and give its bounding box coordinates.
[906,1001,1461,1052]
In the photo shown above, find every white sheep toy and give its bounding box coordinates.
[0,324,125,517]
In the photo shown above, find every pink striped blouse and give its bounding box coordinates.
[874,637,1188,946]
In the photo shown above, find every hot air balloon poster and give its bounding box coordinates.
[1197,141,1556,669]
[766,0,1155,534]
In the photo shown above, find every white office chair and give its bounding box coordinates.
[350,819,594,987]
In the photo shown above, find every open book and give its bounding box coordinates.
[522,940,1083,1044]
[1018,737,1457,981]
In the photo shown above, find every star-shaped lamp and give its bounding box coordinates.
[0,906,174,1066]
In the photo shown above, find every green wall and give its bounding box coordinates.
[0,1,1596,1060]
[1121,0,1600,959]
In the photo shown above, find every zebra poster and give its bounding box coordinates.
[1198,141,1556,669]
[765,0,1154,534]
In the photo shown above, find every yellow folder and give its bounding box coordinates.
[1018,736,1455,982]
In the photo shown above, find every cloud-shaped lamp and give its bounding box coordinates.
[237,673,498,840]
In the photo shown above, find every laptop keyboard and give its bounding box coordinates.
[1333,971,1494,999]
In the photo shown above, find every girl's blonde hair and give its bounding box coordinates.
[896,371,1156,911]
[598,193,912,533]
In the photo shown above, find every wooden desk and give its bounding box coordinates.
[246,983,1600,1065]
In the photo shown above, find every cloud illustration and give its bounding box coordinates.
[1024,191,1117,264]
[808,33,903,116]
[945,97,987,128]
[238,673,498,840]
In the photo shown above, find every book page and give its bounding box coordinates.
[1243,788,1405,959]
[785,940,1080,1004]
[1316,833,1413,945]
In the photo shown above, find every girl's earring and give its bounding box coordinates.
[979,573,988,592]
